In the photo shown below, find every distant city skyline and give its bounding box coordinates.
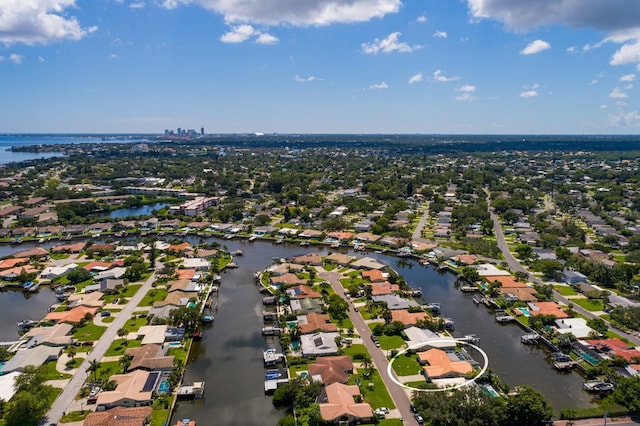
[0,1,639,134]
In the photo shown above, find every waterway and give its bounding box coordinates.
[0,239,595,422]
[0,288,58,342]
[106,203,170,219]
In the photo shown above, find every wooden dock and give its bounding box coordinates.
[521,334,540,344]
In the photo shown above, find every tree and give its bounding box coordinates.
[119,354,132,373]
[66,268,93,284]
[613,376,640,412]
[86,359,101,383]
[586,317,608,337]
[505,385,553,426]
[3,392,48,426]
[68,345,77,361]
[516,244,532,261]
[326,294,349,322]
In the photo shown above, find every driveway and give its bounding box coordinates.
[45,264,161,424]
[319,269,418,426]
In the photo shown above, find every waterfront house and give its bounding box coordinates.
[271,273,308,287]
[350,257,386,270]
[297,313,338,334]
[362,269,387,283]
[63,224,88,235]
[82,406,153,426]
[299,229,323,239]
[290,298,323,315]
[353,232,382,244]
[95,370,154,410]
[23,323,73,347]
[325,253,354,266]
[371,294,418,310]
[319,383,373,424]
[89,222,112,234]
[40,263,78,280]
[418,348,473,379]
[0,346,63,374]
[45,306,99,324]
[473,263,511,277]
[291,252,323,266]
[51,241,86,254]
[11,247,49,259]
[0,265,38,280]
[0,257,28,270]
[526,301,569,319]
[403,326,454,351]
[168,278,200,293]
[369,281,400,296]
[125,343,175,372]
[308,356,353,385]
[0,372,20,404]
[12,227,36,238]
[391,309,429,326]
[301,332,340,357]
[153,291,194,309]
[555,318,594,339]
[582,338,640,362]
[135,325,170,345]
[287,285,322,300]
[182,257,209,270]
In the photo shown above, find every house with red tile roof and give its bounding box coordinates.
[0,265,38,280]
[308,356,353,385]
[45,306,98,324]
[176,269,196,280]
[51,241,86,253]
[526,301,569,319]
[326,231,354,243]
[362,269,386,283]
[292,252,323,266]
[418,348,473,379]
[485,275,528,289]
[0,257,28,270]
[584,338,640,362]
[270,273,308,287]
[319,383,373,423]
[391,309,429,326]
[297,313,338,334]
[11,247,49,259]
[370,282,400,296]
[82,406,152,426]
[287,285,322,299]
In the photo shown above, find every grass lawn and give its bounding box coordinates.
[42,360,72,380]
[102,316,115,323]
[59,410,90,423]
[391,352,422,376]
[74,278,95,292]
[123,315,150,333]
[50,253,70,260]
[554,285,578,296]
[168,342,190,366]
[73,323,107,341]
[573,298,605,312]
[341,344,368,359]
[105,338,143,356]
[289,363,309,378]
[404,380,428,388]
[95,360,122,380]
[361,306,383,320]
[150,397,172,426]
[348,369,395,409]
[138,288,168,306]
[65,357,84,369]
[122,283,143,298]
[336,316,354,330]
[377,335,405,351]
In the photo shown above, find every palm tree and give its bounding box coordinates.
[68,345,77,361]
[86,359,101,383]
[119,354,132,373]
[361,355,374,378]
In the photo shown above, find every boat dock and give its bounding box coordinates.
[264,378,290,394]
[583,380,615,393]
[176,381,205,400]
[262,311,278,321]
[495,311,515,323]
[521,334,540,344]
[460,285,479,292]
[263,348,285,365]
[262,326,282,336]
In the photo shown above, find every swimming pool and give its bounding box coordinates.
[158,380,171,393]
[518,307,531,317]
[167,342,182,348]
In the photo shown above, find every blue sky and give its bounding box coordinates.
[0,0,639,134]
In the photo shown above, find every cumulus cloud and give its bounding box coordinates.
[620,73,636,82]
[609,110,640,127]
[467,1,640,66]
[432,69,459,82]
[458,84,476,92]
[455,85,476,102]
[369,82,389,90]
[162,0,401,26]
[362,32,420,55]
[416,15,428,23]
[295,75,323,82]
[0,0,97,45]
[219,24,278,44]
[609,87,628,98]
[130,1,145,8]
[566,46,577,54]
[408,73,423,84]
[433,30,447,39]
[520,39,551,55]
[520,90,538,98]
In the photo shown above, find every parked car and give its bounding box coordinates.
[100,311,111,317]
[414,413,424,424]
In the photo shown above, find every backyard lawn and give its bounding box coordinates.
[138,288,168,306]
[377,335,405,351]
[341,344,368,359]
[554,285,579,296]
[42,360,72,380]
[123,315,150,333]
[348,369,395,410]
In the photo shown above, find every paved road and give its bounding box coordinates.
[488,202,640,346]
[45,266,160,424]
[412,203,430,243]
[319,269,418,426]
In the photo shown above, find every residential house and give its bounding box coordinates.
[371,294,418,311]
[125,344,175,372]
[271,273,308,287]
[291,253,323,266]
[325,253,354,266]
[319,383,373,424]
[391,309,429,326]
[95,370,154,410]
[82,406,153,426]
[300,332,340,357]
[418,348,473,379]
[297,313,338,334]
[45,306,99,324]
[308,356,353,385]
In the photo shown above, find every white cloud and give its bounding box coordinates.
[362,32,421,55]
[38,56,45,63]
[0,0,97,45]
[130,1,145,8]
[432,69,459,82]
[295,75,323,82]
[416,15,427,23]
[369,82,389,90]
[109,53,118,59]
[588,79,598,86]
[433,30,447,39]
[566,46,577,54]
[609,110,640,127]
[220,24,256,43]
[256,33,279,44]
[8,53,24,64]
[609,87,628,98]
[520,39,551,55]
[162,0,401,26]
[408,73,423,84]
[520,90,538,98]
[620,73,636,82]
[610,40,640,65]
[457,84,476,92]
[600,104,607,109]
[616,101,628,106]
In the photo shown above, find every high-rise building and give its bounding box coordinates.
[201,127,205,136]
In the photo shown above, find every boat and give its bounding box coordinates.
[174,419,196,426]
[299,241,310,246]
[17,319,38,330]
[248,236,257,242]
[460,285,479,292]
[226,262,238,268]
[459,334,479,344]
[28,282,41,292]
[275,238,284,244]
[192,331,203,340]
[583,380,614,393]
[201,315,214,324]
[330,242,340,248]
[232,249,243,256]
[22,281,36,291]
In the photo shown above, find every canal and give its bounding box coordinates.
[0,239,595,423]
